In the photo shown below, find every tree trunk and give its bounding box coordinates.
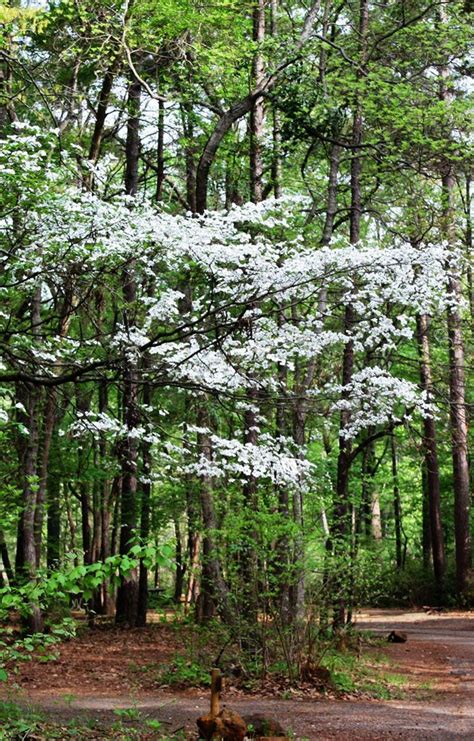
[390,428,403,570]
[333,0,368,629]
[15,382,43,632]
[438,0,471,603]
[155,95,165,202]
[250,0,265,202]
[0,529,14,584]
[444,172,471,599]
[83,65,118,188]
[416,312,445,591]
[196,408,232,624]
[291,399,306,623]
[46,433,61,569]
[116,77,142,627]
[173,517,185,604]
[464,175,473,319]
[137,374,152,627]
[275,354,291,623]
[241,391,260,620]
[181,104,197,212]
[34,390,57,566]
[421,466,432,570]
[270,0,282,197]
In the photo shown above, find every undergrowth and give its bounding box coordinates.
[0,700,187,740]
[144,617,407,700]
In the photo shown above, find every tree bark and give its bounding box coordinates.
[439,0,471,603]
[416,312,445,590]
[137,370,152,627]
[444,172,471,599]
[15,382,43,631]
[46,432,61,569]
[82,64,118,189]
[195,408,232,624]
[181,104,197,212]
[116,76,142,627]
[270,0,282,198]
[155,96,165,202]
[34,390,57,566]
[333,0,368,629]
[0,529,14,584]
[250,0,266,202]
[390,428,403,570]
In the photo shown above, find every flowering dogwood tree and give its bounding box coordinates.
[0,123,458,627]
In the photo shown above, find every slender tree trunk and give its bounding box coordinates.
[291,401,306,623]
[0,21,17,132]
[156,96,165,202]
[181,104,197,212]
[16,384,43,631]
[270,0,282,197]
[116,77,142,626]
[0,529,14,584]
[444,171,471,599]
[64,483,77,559]
[173,517,185,604]
[333,0,368,629]
[46,432,61,568]
[75,387,92,566]
[185,451,201,608]
[14,283,43,631]
[360,440,372,537]
[195,408,232,624]
[137,369,152,627]
[87,68,115,159]
[390,429,403,570]
[186,532,201,608]
[34,390,56,566]
[250,0,265,202]
[421,466,432,570]
[82,64,118,188]
[416,312,445,590]
[275,354,291,623]
[239,388,261,623]
[464,175,473,320]
[438,0,471,602]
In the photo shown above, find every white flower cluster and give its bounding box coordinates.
[184,432,313,489]
[0,127,459,487]
[328,367,431,440]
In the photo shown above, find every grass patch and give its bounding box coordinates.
[319,637,411,699]
[0,700,187,740]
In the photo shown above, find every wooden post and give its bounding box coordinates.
[210,668,222,717]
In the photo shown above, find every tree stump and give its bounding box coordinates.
[197,668,247,740]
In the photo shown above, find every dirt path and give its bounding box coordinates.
[6,609,474,739]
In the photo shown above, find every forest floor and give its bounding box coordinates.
[2,608,474,739]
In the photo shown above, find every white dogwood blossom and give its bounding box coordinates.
[0,126,457,489]
[327,368,431,440]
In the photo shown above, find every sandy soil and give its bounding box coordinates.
[4,608,474,739]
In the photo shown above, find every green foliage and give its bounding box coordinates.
[0,699,184,739]
[0,543,174,625]
[0,701,43,740]
[159,654,211,687]
[0,618,76,683]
